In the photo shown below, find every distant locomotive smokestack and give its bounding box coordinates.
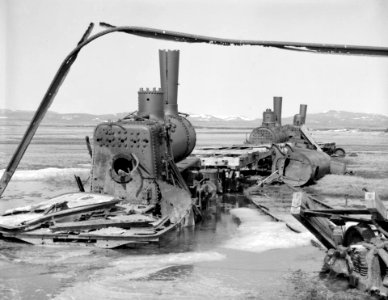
[273,97,282,126]
[299,104,307,125]
[159,50,179,115]
[138,88,164,121]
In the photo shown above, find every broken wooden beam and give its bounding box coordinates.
[303,210,371,223]
[309,209,371,215]
[50,217,153,232]
[250,197,301,233]
[291,191,337,249]
[22,199,121,228]
[365,192,387,221]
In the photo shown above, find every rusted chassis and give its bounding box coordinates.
[291,191,388,296]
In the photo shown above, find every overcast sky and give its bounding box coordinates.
[1,0,387,118]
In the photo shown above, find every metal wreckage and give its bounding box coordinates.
[1,22,388,296]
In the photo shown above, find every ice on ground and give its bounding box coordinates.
[223,208,314,253]
[0,167,89,182]
[0,212,42,227]
[54,251,227,300]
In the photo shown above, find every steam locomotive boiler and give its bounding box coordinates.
[248,97,288,144]
[91,50,197,204]
[248,97,310,146]
[91,88,169,203]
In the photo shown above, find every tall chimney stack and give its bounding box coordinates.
[159,50,179,115]
[299,104,307,125]
[273,97,282,126]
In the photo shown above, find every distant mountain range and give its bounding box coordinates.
[187,111,388,129]
[1,109,387,130]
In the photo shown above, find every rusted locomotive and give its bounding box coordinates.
[0,46,200,248]
[243,96,346,186]
[247,96,342,153]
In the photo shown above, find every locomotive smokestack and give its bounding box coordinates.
[273,97,282,126]
[299,104,307,125]
[159,50,179,115]
[138,88,164,121]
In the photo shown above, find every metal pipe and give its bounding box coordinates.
[159,50,179,115]
[273,97,282,126]
[299,104,308,125]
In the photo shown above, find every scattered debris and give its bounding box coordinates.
[291,190,388,297]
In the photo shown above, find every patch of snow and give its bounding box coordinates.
[222,208,314,253]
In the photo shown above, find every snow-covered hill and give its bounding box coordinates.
[1,109,387,129]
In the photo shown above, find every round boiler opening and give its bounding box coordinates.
[113,157,133,174]
[111,154,135,183]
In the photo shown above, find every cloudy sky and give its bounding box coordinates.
[1,0,387,118]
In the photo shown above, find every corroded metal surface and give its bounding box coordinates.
[91,120,166,203]
[273,97,282,126]
[272,145,331,186]
[159,49,196,162]
[193,145,273,169]
[138,88,164,121]
[248,126,288,144]
[299,104,308,125]
[166,114,196,162]
[262,109,276,126]
[159,50,180,115]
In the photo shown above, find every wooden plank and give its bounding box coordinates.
[299,125,323,152]
[290,191,303,215]
[50,218,153,232]
[311,209,370,215]
[251,197,301,233]
[286,184,333,209]
[365,192,386,221]
[5,229,158,241]
[22,199,120,227]
[291,192,337,249]
[6,232,160,248]
[303,210,372,223]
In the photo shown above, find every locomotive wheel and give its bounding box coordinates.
[333,148,346,157]
[343,223,375,246]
